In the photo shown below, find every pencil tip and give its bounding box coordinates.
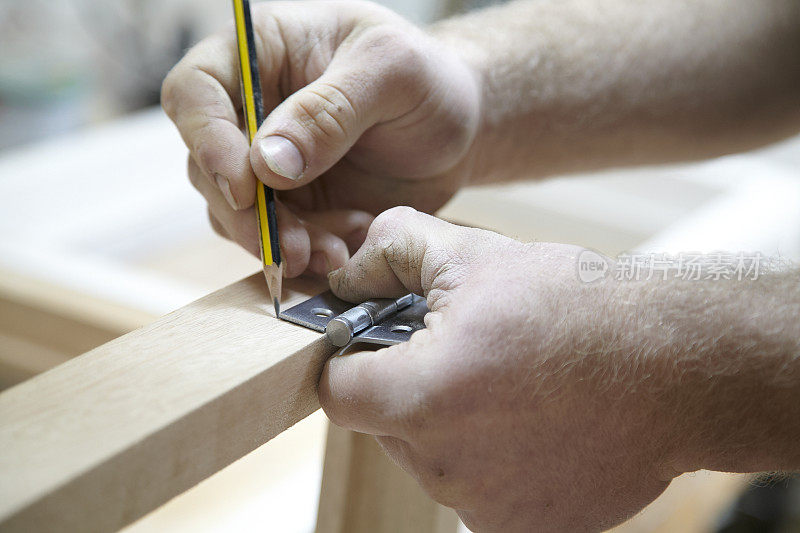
[263,262,284,318]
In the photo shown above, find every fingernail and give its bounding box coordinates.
[308,251,328,277]
[259,136,304,181]
[327,267,343,288]
[214,174,239,210]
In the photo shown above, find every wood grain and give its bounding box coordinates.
[0,274,332,533]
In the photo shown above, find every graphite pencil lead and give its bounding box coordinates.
[264,261,283,317]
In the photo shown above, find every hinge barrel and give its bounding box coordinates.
[325,294,415,347]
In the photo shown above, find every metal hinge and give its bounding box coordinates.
[279,291,428,353]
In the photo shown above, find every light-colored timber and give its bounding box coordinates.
[0,274,330,533]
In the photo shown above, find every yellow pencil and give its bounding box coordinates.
[232,0,283,316]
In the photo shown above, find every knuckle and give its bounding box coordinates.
[275,223,310,278]
[383,238,417,279]
[207,211,228,239]
[160,69,179,119]
[211,224,226,239]
[194,139,215,173]
[294,82,358,144]
[357,25,429,90]
[366,207,425,278]
[281,230,306,265]
[234,215,260,254]
[192,122,227,173]
[326,238,350,267]
[362,25,423,68]
[369,206,418,239]
[187,159,203,189]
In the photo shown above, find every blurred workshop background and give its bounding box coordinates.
[0,1,798,532]
[0,0,486,150]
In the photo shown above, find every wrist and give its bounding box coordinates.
[428,11,562,186]
[426,21,491,187]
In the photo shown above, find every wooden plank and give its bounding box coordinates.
[0,294,124,359]
[0,269,157,336]
[316,423,460,533]
[0,269,160,389]
[123,411,329,532]
[0,274,332,533]
[0,296,124,389]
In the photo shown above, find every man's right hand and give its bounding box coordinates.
[161,1,480,278]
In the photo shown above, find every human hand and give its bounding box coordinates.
[161,1,480,278]
[318,207,681,532]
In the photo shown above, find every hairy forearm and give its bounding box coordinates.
[431,0,800,183]
[619,268,800,475]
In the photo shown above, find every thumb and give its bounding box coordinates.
[327,206,478,306]
[250,33,423,188]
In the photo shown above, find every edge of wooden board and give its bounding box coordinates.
[0,274,331,533]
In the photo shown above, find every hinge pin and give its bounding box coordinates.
[325,294,415,347]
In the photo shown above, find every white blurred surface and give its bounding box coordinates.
[0,107,261,316]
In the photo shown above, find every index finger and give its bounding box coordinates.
[161,29,277,209]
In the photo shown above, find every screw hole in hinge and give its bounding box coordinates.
[390,325,413,333]
[311,307,333,318]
